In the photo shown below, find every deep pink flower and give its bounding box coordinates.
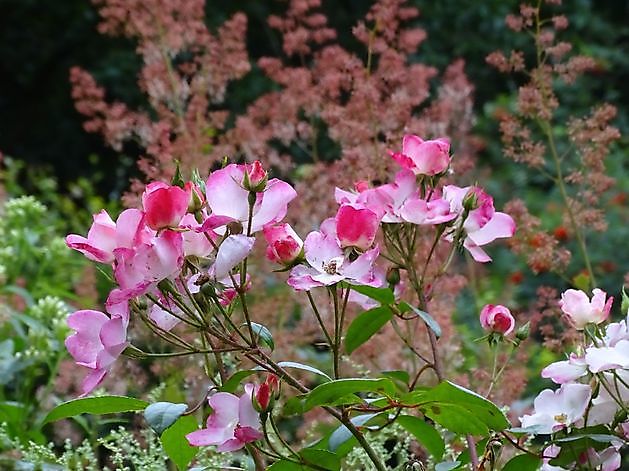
[186,384,263,451]
[66,209,152,263]
[142,182,189,230]
[263,223,303,265]
[254,374,280,412]
[206,164,296,233]
[389,134,451,176]
[335,204,379,251]
[65,306,129,396]
[480,304,515,335]
[443,185,516,262]
[242,160,268,192]
[560,288,613,330]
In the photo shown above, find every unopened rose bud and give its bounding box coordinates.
[386,267,401,286]
[480,304,515,336]
[515,321,530,342]
[185,181,205,213]
[242,160,268,192]
[462,187,480,212]
[263,224,303,266]
[142,182,189,230]
[253,374,280,412]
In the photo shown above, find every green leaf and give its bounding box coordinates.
[345,306,393,354]
[328,413,378,452]
[277,361,332,381]
[42,396,148,424]
[397,415,445,460]
[350,285,395,305]
[412,382,509,435]
[400,303,441,338]
[144,402,187,435]
[621,286,629,316]
[221,370,257,393]
[300,449,341,470]
[251,322,275,350]
[502,454,541,471]
[303,378,396,411]
[161,414,198,471]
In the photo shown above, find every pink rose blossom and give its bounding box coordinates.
[480,304,515,335]
[559,288,613,330]
[66,209,152,263]
[389,134,451,176]
[186,384,263,451]
[335,204,379,251]
[541,353,588,384]
[519,383,591,434]
[263,223,303,265]
[65,305,129,396]
[443,185,516,262]
[142,182,189,230]
[206,164,296,233]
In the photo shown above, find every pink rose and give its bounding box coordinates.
[559,288,613,330]
[480,304,515,335]
[389,134,451,176]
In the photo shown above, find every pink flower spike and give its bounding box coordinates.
[263,223,303,265]
[390,134,451,175]
[335,204,379,251]
[142,183,189,230]
[480,304,515,335]
[560,288,613,330]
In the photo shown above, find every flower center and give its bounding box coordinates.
[554,413,567,424]
[323,260,338,274]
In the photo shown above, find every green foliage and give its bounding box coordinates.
[42,396,149,424]
[344,306,393,354]
[160,415,198,471]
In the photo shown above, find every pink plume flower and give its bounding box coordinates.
[335,204,379,251]
[186,384,263,451]
[206,164,297,233]
[66,209,152,263]
[480,304,515,335]
[263,223,303,265]
[559,288,613,330]
[142,182,189,230]
[389,134,451,176]
[65,305,129,396]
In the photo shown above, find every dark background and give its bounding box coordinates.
[0,0,627,196]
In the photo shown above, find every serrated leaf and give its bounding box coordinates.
[399,303,442,338]
[42,396,148,424]
[303,378,396,411]
[350,285,395,305]
[161,414,198,471]
[502,454,541,471]
[397,415,445,460]
[144,402,187,435]
[250,322,274,350]
[345,306,393,354]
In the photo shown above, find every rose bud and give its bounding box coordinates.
[242,160,268,193]
[263,223,303,266]
[185,181,205,213]
[480,304,515,336]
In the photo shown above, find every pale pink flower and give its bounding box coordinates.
[480,304,515,335]
[206,164,296,234]
[66,209,152,263]
[263,223,303,265]
[585,340,629,373]
[186,384,263,451]
[559,288,613,330]
[519,383,591,434]
[65,306,129,396]
[287,219,379,291]
[541,353,588,384]
[443,185,516,262]
[142,182,189,230]
[588,371,629,426]
[389,134,451,176]
[399,195,457,226]
[180,213,214,257]
[335,203,379,251]
[209,234,255,279]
